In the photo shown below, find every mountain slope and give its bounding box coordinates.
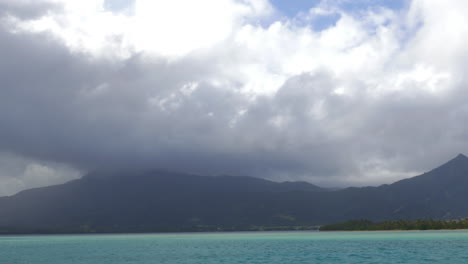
[0,171,326,232]
[317,154,468,222]
[0,155,468,233]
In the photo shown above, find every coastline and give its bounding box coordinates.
[2,228,468,236]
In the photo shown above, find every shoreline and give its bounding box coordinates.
[2,229,468,236]
[321,229,468,232]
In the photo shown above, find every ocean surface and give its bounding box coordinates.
[1,231,468,263]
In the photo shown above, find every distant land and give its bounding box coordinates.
[1,154,468,234]
[319,219,468,231]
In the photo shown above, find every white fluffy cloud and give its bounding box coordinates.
[1,0,468,195]
[8,0,273,58]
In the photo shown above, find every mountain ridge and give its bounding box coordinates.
[0,154,467,233]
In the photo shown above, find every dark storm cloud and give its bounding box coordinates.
[1,0,468,194]
[0,22,343,178]
[0,20,252,174]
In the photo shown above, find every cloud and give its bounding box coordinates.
[0,152,81,196]
[0,0,60,19]
[6,0,273,58]
[0,0,468,195]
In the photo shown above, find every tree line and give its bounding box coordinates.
[319,219,468,231]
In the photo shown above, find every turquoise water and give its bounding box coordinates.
[2,231,468,263]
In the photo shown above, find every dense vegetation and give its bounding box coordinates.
[319,219,468,231]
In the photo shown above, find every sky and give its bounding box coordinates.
[0,0,468,196]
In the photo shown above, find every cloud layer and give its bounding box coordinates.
[1,0,468,195]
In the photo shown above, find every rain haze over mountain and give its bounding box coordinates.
[1,0,468,196]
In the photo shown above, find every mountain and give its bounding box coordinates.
[0,155,468,233]
[0,170,325,233]
[332,153,468,221]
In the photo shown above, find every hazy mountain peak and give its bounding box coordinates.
[440,153,468,168]
[407,153,468,184]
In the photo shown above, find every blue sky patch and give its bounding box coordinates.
[104,0,134,12]
[271,0,407,17]
[270,0,407,31]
